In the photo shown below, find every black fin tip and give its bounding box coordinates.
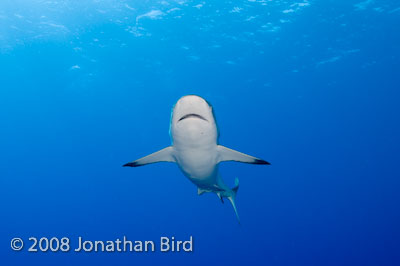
[123,162,140,167]
[254,159,271,165]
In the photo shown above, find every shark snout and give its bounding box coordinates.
[173,95,213,124]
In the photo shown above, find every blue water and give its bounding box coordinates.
[1,0,400,265]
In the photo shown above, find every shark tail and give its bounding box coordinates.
[228,178,240,224]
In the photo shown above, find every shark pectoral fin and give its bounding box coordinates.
[123,146,175,167]
[217,145,270,165]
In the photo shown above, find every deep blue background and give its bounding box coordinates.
[1,0,399,265]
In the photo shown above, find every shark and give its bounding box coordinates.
[123,95,270,222]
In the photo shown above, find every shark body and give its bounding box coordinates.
[123,95,270,222]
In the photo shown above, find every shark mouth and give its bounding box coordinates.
[178,113,208,122]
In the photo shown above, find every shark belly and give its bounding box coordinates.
[174,144,219,188]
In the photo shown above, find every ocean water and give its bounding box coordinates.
[1,0,400,265]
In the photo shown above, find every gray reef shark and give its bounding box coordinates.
[123,95,270,222]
